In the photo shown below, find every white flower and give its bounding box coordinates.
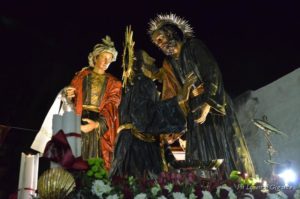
[134,193,147,199]
[164,183,174,193]
[241,193,254,199]
[276,191,288,199]
[151,183,161,196]
[228,191,237,199]
[190,187,195,194]
[157,196,167,199]
[216,184,237,199]
[188,192,196,199]
[91,180,112,198]
[202,191,213,199]
[107,194,119,199]
[267,191,288,199]
[128,176,135,186]
[172,192,187,199]
[294,189,300,199]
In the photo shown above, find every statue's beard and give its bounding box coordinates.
[160,39,177,56]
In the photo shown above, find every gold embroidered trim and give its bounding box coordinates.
[82,105,99,112]
[117,123,157,142]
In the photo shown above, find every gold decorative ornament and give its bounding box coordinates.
[122,25,135,89]
[148,13,194,38]
[118,123,156,142]
[37,168,75,199]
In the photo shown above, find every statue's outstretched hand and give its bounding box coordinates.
[64,86,76,101]
[194,102,211,124]
[81,118,100,133]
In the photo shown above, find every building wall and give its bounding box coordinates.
[234,68,300,179]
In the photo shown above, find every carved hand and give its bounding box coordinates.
[194,102,211,124]
[64,86,76,101]
[81,118,100,133]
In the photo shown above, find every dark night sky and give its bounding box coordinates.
[1,1,300,131]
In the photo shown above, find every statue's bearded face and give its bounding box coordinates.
[152,29,178,56]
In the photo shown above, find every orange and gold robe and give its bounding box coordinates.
[70,67,122,170]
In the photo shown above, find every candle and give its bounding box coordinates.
[63,111,81,157]
[18,153,39,199]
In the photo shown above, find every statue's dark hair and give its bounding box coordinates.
[133,49,144,72]
[157,23,184,42]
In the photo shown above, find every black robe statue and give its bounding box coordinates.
[160,38,255,177]
[109,72,186,178]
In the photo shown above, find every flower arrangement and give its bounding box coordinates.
[66,157,109,198]
[45,158,298,199]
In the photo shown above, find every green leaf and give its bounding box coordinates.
[87,158,96,165]
[94,172,102,179]
[87,170,94,177]
[91,165,99,172]
[229,170,241,181]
